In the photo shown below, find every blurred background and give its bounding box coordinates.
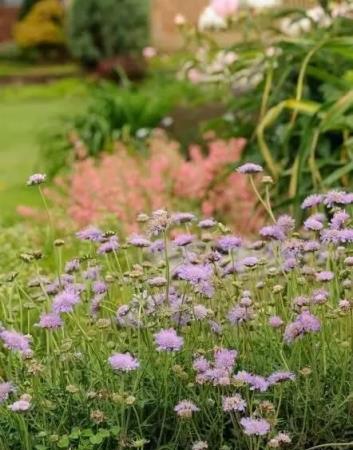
[0,0,352,235]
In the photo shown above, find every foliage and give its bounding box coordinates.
[39,131,260,234]
[14,0,66,54]
[179,2,353,221]
[3,170,353,448]
[39,76,223,178]
[68,0,149,66]
[18,0,41,19]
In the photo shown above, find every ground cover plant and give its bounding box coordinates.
[2,168,353,449]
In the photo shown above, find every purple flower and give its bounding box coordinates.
[277,215,295,233]
[339,299,351,311]
[193,304,209,320]
[171,212,196,224]
[76,227,103,242]
[301,194,323,209]
[237,163,263,174]
[330,210,349,230]
[174,400,199,418]
[193,356,210,373]
[241,256,259,267]
[260,225,285,241]
[149,239,165,254]
[268,315,284,328]
[92,281,107,295]
[240,417,271,436]
[37,313,63,329]
[324,191,353,208]
[154,328,183,352]
[148,276,167,287]
[9,400,31,412]
[27,173,46,186]
[65,258,80,273]
[176,264,213,284]
[216,235,242,252]
[214,348,237,370]
[304,217,323,231]
[108,352,139,372]
[284,311,321,343]
[222,394,247,412]
[228,305,254,324]
[311,289,328,305]
[0,382,15,403]
[83,266,101,280]
[198,218,217,229]
[316,271,334,282]
[268,371,295,385]
[0,330,31,355]
[173,234,195,247]
[98,236,119,254]
[303,240,320,252]
[128,234,151,248]
[234,371,269,392]
[52,288,80,314]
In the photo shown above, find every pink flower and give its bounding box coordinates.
[210,0,239,18]
[143,47,157,58]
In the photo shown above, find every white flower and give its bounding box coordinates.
[198,6,227,31]
[174,13,186,26]
[246,0,280,8]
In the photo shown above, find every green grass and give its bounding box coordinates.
[0,61,80,77]
[0,78,87,224]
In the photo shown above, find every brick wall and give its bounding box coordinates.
[0,7,19,43]
[151,0,315,51]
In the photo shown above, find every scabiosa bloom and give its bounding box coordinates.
[304,217,323,231]
[9,399,31,412]
[268,315,284,328]
[193,356,210,373]
[170,212,196,224]
[234,371,269,392]
[241,256,259,267]
[92,281,107,295]
[260,225,285,241]
[284,311,321,343]
[154,328,183,352]
[27,173,46,186]
[174,400,199,418]
[228,305,254,324]
[128,234,151,248]
[316,271,334,282]
[98,236,119,254]
[222,394,247,412]
[301,194,323,209]
[52,288,80,314]
[237,162,263,174]
[311,289,329,305]
[108,352,139,372]
[176,264,213,284]
[149,239,165,254]
[216,235,242,252]
[240,417,271,436]
[267,371,295,385]
[65,258,80,273]
[277,215,295,233]
[83,266,101,281]
[37,312,63,329]
[0,330,31,355]
[214,348,237,370]
[339,299,351,312]
[173,233,195,247]
[198,218,217,229]
[148,276,167,287]
[192,441,208,450]
[330,210,350,230]
[303,240,320,252]
[268,432,291,447]
[193,304,209,320]
[0,382,15,403]
[76,227,103,242]
[324,191,353,208]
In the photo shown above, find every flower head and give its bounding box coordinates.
[0,382,15,403]
[174,400,199,418]
[37,313,63,329]
[108,353,139,372]
[154,328,183,352]
[27,173,46,186]
[9,399,31,412]
[237,163,263,174]
[222,394,246,412]
[240,417,271,436]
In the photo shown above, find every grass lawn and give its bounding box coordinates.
[0,78,87,224]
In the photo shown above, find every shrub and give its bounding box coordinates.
[14,0,66,54]
[68,0,149,66]
[35,131,261,234]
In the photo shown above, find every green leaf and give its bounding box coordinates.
[89,434,104,445]
[57,435,70,448]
